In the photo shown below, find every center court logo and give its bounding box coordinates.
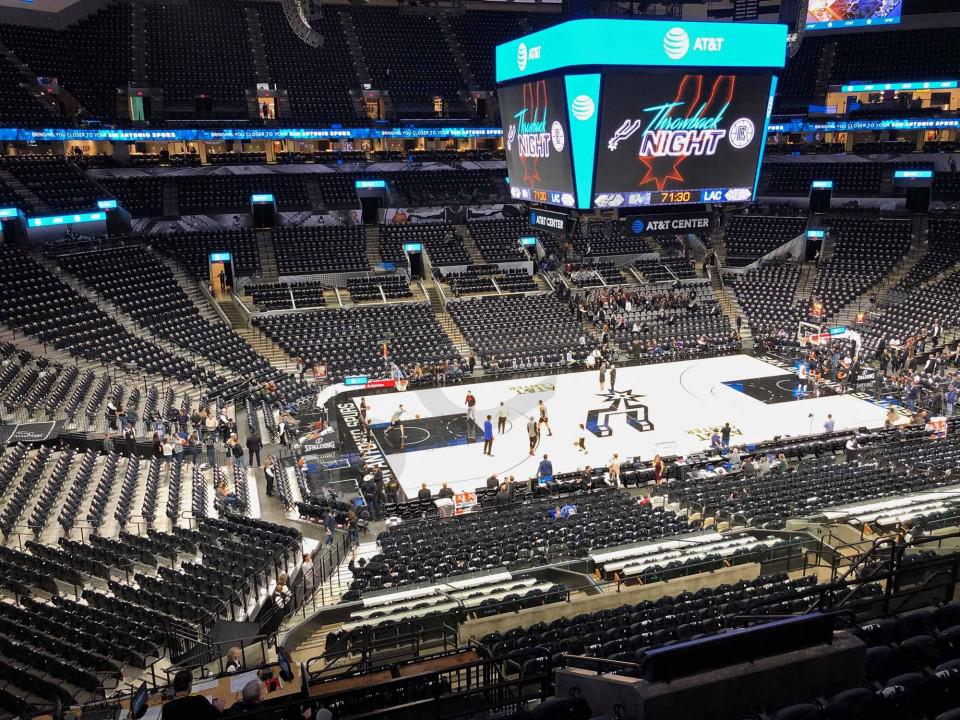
[571,94,595,122]
[585,389,654,438]
[663,27,690,60]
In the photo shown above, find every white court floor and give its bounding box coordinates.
[355,354,889,496]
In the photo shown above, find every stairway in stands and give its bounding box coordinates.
[256,230,279,282]
[457,224,486,264]
[0,167,47,214]
[711,272,753,352]
[424,283,471,356]
[363,225,381,269]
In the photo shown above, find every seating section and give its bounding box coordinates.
[0,244,211,385]
[177,174,310,214]
[144,1,254,119]
[389,171,507,206]
[730,264,804,340]
[565,261,624,287]
[447,293,585,369]
[590,283,738,361]
[354,488,699,599]
[572,222,650,257]
[244,280,328,311]
[663,434,960,530]
[723,215,807,266]
[762,162,884,196]
[2,157,106,212]
[347,275,412,303]
[152,229,260,279]
[380,223,469,266]
[274,226,368,275]
[350,6,466,117]
[890,216,960,292]
[446,11,527,89]
[58,246,308,403]
[256,3,360,125]
[467,218,535,263]
[254,304,462,383]
[97,176,164,217]
[809,217,912,321]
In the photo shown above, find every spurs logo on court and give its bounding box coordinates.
[585,388,654,438]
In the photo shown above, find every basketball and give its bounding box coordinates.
[415,413,421,419]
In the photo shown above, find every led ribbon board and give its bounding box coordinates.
[28,211,105,228]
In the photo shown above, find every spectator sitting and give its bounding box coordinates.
[161,670,224,719]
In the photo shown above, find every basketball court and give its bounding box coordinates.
[352,354,889,496]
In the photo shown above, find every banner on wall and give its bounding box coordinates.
[625,212,711,236]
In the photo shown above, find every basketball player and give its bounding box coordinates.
[388,404,407,444]
[538,400,553,436]
[526,417,539,455]
[465,390,477,423]
[497,402,508,434]
[575,424,587,454]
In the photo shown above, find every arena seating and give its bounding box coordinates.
[347,275,411,303]
[152,229,260,279]
[724,215,807,266]
[730,264,805,340]
[447,293,585,369]
[58,246,277,380]
[662,434,960,530]
[889,216,960,292]
[256,4,360,124]
[144,1,254,120]
[97,176,164,217]
[253,303,463,383]
[380,223,469,266]
[351,487,700,599]
[350,6,466,117]
[274,226,368,275]
[446,11,527,89]
[0,244,212,385]
[389,170,508,206]
[467,218,533,263]
[178,174,310,214]
[245,280,328,310]
[762,162,884,196]
[1,157,105,212]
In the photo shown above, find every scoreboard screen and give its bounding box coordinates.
[805,0,902,30]
[593,72,774,209]
[500,77,577,209]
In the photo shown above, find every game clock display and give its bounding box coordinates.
[592,72,774,209]
[499,77,577,209]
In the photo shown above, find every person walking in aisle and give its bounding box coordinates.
[246,431,262,467]
[482,415,494,456]
[497,402,508,434]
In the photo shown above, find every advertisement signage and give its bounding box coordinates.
[626,213,711,236]
[593,72,773,209]
[500,77,577,209]
[806,0,902,30]
[529,208,569,233]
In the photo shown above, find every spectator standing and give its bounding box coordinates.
[246,431,262,467]
[482,415,494,456]
[497,402,508,434]
[537,454,553,482]
[823,414,835,433]
[465,390,477,422]
[102,432,114,455]
[608,453,621,485]
[721,422,731,450]
[527,417,539,455]
[264,456,276,497]
[124,427,137,457]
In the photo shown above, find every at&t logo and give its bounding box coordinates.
[663,26,725,60]
[517,42,541,71]
[663,27,690,60]
[571,94,595,122]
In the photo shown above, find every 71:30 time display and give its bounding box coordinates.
[657,191,693,204]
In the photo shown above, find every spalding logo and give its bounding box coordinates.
[663,27,690,60]
[571,94,595,122]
